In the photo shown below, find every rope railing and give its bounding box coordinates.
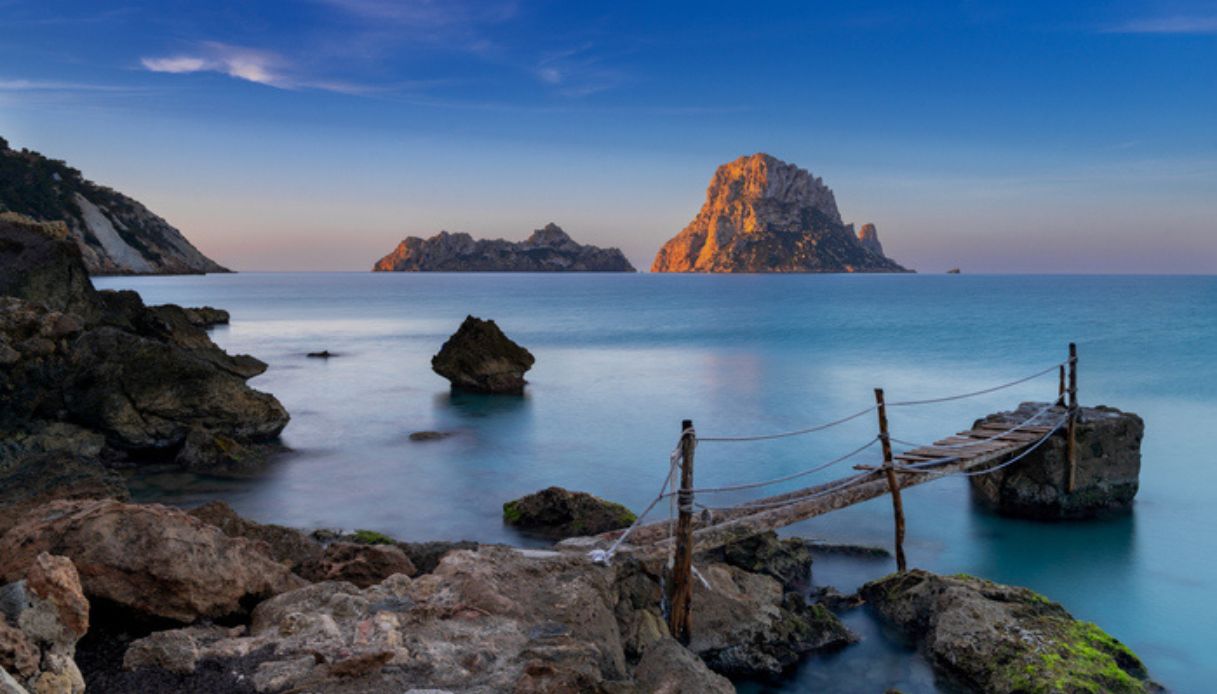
[695,405,876,443]
[892,416,1068,477]
[669,436,880,496]
[886,360,1066,408]
[887,401,1061,451]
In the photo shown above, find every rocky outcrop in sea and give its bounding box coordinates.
[503,486,638,539]
[373,223,635,272]
[0,138,227,275]
[651,153,909,273]
[431,315,535,394]
[0,215,288,477]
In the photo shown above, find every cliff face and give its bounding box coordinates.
[0,136,227,275]
[373,223,635,272]
[651,154,908,273]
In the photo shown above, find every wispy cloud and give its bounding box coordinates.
[534,44,626,97]
[1103,15,1217,34]
[141,42,291,88]
[317,0,517,26]
[0,79,136,92]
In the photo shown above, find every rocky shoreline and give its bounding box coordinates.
[0,212,1158,692]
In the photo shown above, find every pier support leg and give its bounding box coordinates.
[668,419,696,644]
[1066,343,1078,493]
[875,389,907,573]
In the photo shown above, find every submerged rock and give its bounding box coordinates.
[860,570,1155,693]
[0,500,302,623]
[503,486,637,540]
[408,430,455,442]
[431,315,535,394]
[968,402,1144,519]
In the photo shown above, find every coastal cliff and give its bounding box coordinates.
[0,136,227,275]
[372,223,635,272]
[652,154,908,273]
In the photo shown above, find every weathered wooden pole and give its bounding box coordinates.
[668,419,696,644]
[1057,364,1066,407]
[874,389,907,573]
[1066,343,1078,493]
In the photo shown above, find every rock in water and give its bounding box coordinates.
[0,216,288,475]
[0,141,227,275]
[651,153,909,273]
[431,315,535,394]
[502,487,637,539]
[860,570,1155,693]
[373,223,635,272]
[968,402,1143,519]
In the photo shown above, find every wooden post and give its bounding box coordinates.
[874,389,907,573]
[1057,364,1066,407]
[668,419,696,644]
[1066,343,1078,493]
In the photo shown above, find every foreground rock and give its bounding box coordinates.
[431,315,535,394]
[503,487,637,539]
[0,215,288,475]
[861,570,1155,693]
[969,402,1144,519]
[651,153,909,273]
[0,500,301,623]
[0,138,227,275]
[0,553,89,694]
[373,223,635,272]
[118,546,725,693]
[698,531,812,592]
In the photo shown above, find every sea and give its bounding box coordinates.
[94,272,1217,693]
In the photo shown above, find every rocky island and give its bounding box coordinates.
[0,137,227,275]
[652,153,909,273]
[373,223,635,272]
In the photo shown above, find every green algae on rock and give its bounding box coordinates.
[502,486,636,539]
[860,570,1155,693]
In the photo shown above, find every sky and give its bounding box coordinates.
[1,0,1215,273]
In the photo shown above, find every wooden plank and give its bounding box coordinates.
[958,430,1043,443]
[975,422,1053,434]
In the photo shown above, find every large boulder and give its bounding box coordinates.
[632,638,734,694]
[860,570,1155,693]
[298,542,417,588]
[969,403,1144,519]
[698,531,812,592]
[0,500,302,623]
[187,501,323,571]
[503,487,637,540]
[431,315,535,394]
[0,553,89,694]
[0,215,289,474]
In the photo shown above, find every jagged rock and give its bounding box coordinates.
[860,570,1155,693]
[502,487,637,540]
[968,403,1143,519]
[431,316,535,394]
[0,553,88,694]
[299,542,417,588]
[632,638,734,694]
[187,501,323,571]
[699,531,812,592]
[0,500,302,623]
[0,217,288,474]
[373,223,635,272]
[856,222,885,256]
[651,153,909,273]
[0,141,227,275]
[0,452,129,537]
[394,540,479,575]
[181,306,228,328]
[689,563,854,677]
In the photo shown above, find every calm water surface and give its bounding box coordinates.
[95,272,1217,693]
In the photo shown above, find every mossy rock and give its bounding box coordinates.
[350,529,396,545]
[860,570,1155,693]
[502,486,636,540]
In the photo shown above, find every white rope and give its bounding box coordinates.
[673,436,881,495]
[693,471,876,513]
[696,406,877,443]
[888,401,1061,451]
[886,361,1065,407]
[589,428,691,565]
[893,416,1067,477]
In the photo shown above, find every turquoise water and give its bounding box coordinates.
[94,272,1217,692]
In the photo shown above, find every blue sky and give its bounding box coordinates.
[1,0,1215,272]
